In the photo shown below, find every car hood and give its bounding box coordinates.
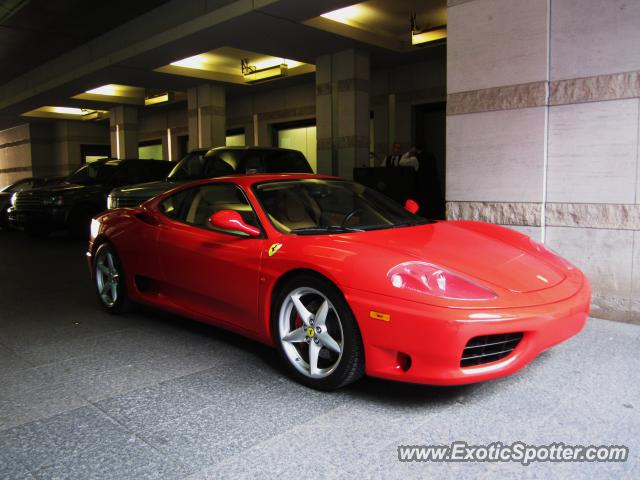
[335,222,566,294]
[25,182,106,195]
[111,180,182,198]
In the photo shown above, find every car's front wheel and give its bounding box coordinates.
[93,242,129,314]
[272,274,364,390]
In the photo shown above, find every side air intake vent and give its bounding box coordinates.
[461,333,523,368]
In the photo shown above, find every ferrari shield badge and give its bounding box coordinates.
[268,243,283,257]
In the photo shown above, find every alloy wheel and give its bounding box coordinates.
[278,287,344,379]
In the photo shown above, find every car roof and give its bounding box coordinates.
[204,146,302,155]
[179,173,339,189]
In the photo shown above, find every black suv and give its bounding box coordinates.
[8,158,172,236]
[107,146,313,209]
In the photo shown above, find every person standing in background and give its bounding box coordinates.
[382,142,403,168]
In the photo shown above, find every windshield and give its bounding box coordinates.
[253,179,430,234]
[244,149,312,173]
[168,150,239,181]
[67,162,119,185]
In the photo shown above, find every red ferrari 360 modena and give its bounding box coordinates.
[87,174,590,390]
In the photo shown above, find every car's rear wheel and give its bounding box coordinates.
[93,242,129,314]
[272,274,364,390]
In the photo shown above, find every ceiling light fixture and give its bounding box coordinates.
[241,58,288,84]
[144,92,172,106]
[410,12,446,46]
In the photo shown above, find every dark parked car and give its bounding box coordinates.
[8,158,172,236]
[0,176,63,229]
[107,146,313,209]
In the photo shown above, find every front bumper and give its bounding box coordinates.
[7,206,69,232]
[344,278,590,385]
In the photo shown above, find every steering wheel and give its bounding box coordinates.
[341,209,362,227]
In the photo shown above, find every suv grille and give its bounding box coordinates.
[112,196,147,209]
[14,191,46,211]
[460,332,523,368]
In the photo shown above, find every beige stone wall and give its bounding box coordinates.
[0,124,33,188]
[447,0,640,322]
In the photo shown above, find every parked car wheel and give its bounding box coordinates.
[272,274,364,390]
[93,242,129,314]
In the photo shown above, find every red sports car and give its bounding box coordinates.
[87,174,590,390]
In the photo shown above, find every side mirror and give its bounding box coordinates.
[404,199,419,214]
[209,210,261,237]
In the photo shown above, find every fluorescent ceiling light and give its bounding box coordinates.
[50,106,85,115]
[411,26,447,45]
[321,4,364,26]
[86,84,121,96]
[171,54,209,69]
[144,92,172,106]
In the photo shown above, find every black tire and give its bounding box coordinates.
[93,242,130,314]
[272,274,364,391]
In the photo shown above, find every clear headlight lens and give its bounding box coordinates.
[387,261,497,301]
[10,193,17,208]
[43,195,64,206]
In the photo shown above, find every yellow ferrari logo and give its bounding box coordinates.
[306,327,315,337]
[268,243,283,257]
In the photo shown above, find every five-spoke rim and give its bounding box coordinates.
[278,287,344,379]
[95,250,119,307]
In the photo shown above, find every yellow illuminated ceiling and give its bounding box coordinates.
[309,0,447,51]
[157,47,315,84]
[22,106,109,120]
[73,84,146,105]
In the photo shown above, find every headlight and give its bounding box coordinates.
[90,218,101,239]
[387,261,497,301]
[10,193,17,208]
[528,238,575,270]
[107,194,117,209]
[43,195,64,207]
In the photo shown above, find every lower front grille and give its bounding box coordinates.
[460,332,523,368]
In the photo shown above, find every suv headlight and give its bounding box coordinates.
[43,195,64,207]
[387,261,497,301]
[10,193,17,208]
[107,194,117,209]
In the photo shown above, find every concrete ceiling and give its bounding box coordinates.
[0,0,173,85]
[0,0,446,130]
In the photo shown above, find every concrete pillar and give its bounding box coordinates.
[109,106,138,159]
[316,49,370,178]
[187,84,226,150]
[162,127,180,162]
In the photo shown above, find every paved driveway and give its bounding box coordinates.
[0,232,638,479]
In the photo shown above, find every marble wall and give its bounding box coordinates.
[447,0,640,321]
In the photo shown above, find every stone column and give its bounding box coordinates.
[316,49,370,178]
[446,0,549,239]
[162,128,180,162]
[187,84,226,151]
[109,105,138,159]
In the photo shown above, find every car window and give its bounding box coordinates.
[67,163,118,185]
[159,188,195,221]
[254,179,429,234]
[111,162,146,186]
[241,150,312,174]
[202,154,236,177]
[169,184,260,234]
[167,151,207,181]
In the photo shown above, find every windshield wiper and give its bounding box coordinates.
[292,225,365,235]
